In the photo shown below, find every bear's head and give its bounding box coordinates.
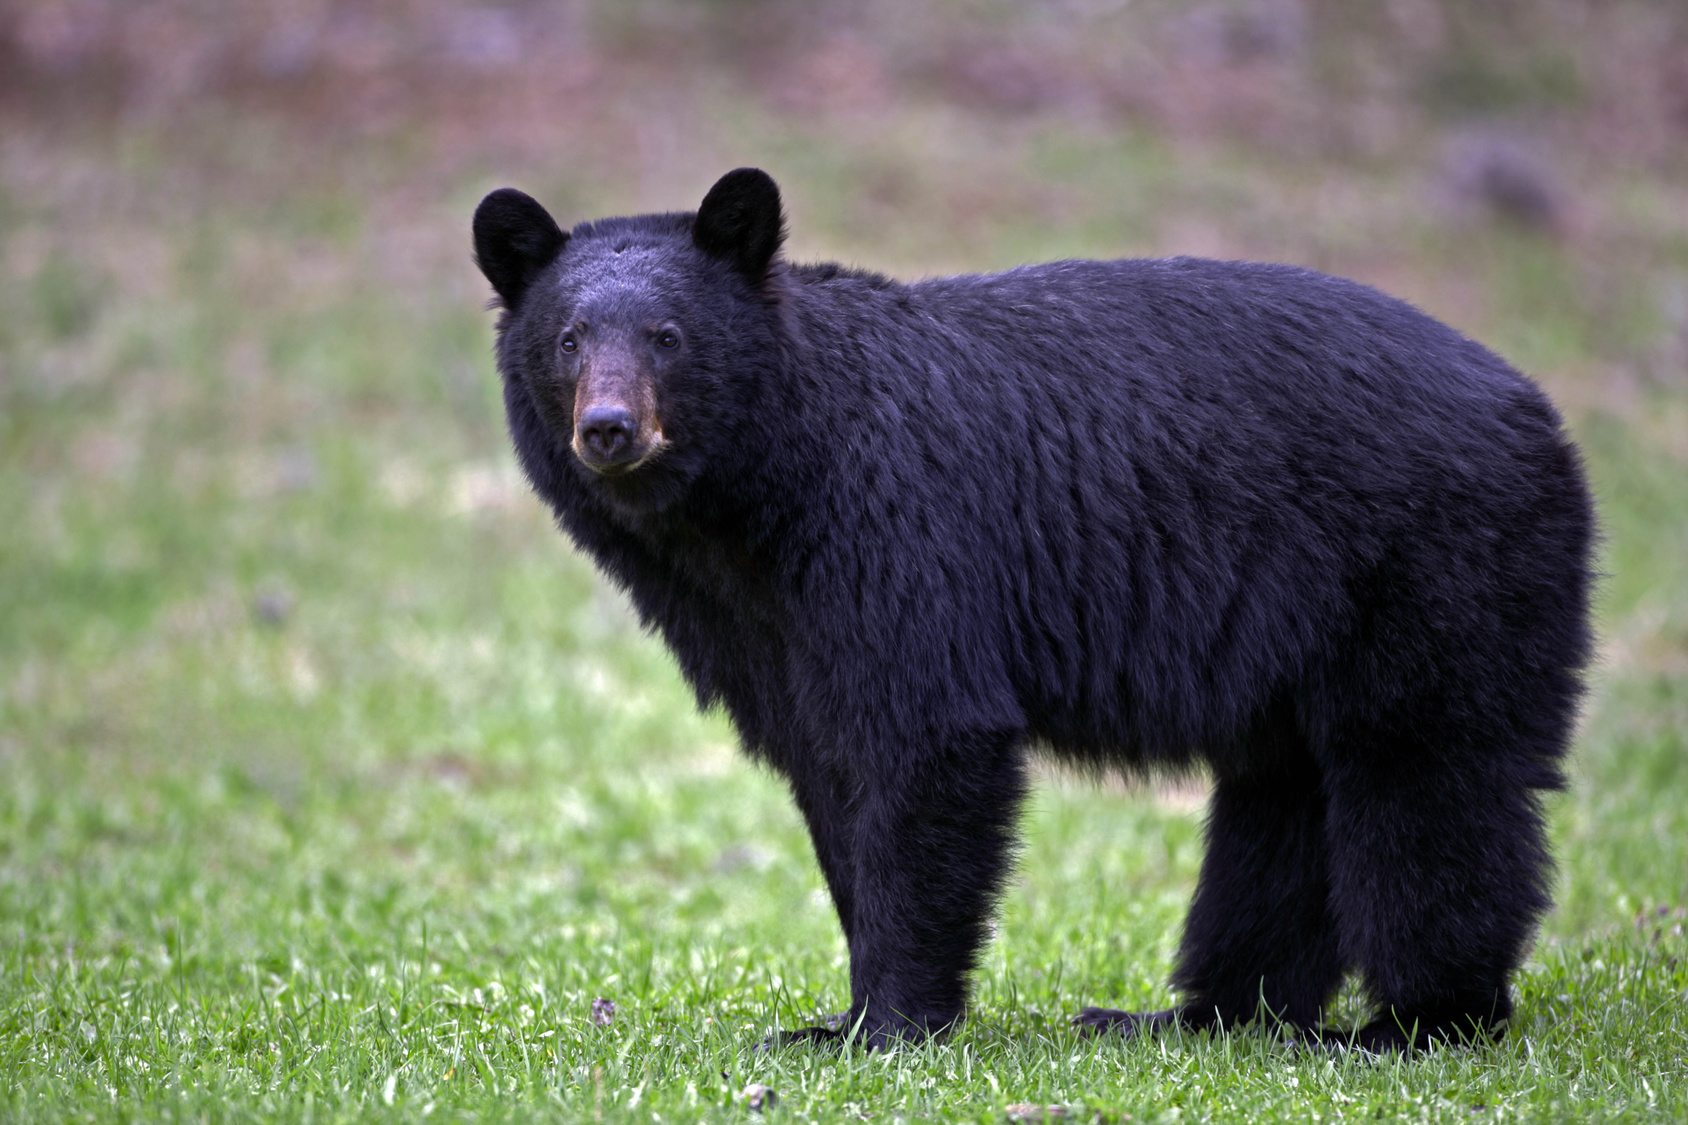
[473,168,787,517]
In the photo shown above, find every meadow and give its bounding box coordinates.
[2,2,1686,1120]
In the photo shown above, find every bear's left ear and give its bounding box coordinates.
[473,188,568,311]
[693,168,786,285]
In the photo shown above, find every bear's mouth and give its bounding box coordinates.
[573,432,670,477]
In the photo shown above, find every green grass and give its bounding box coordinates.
[5,10,1688,1118]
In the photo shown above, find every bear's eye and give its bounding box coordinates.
[658,329,681,350]
[559,335,578,354]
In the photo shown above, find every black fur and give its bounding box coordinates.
[692,167,787,286]
[474,187,569,310]
[472,168,1595,1052]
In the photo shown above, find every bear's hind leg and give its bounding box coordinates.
[1174,758,1348,1034]
[1078,755,1346,1039]
[1322,751,1553,1051]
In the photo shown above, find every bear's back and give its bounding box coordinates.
[780,256,1589,761]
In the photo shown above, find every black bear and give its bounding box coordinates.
[472,168,1594,1052]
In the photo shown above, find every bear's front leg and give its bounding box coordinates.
[759,757,864,1050]
[841,730,1026,1048]
[787,757,862,944]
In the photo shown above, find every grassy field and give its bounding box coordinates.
[3,2,1688,1121]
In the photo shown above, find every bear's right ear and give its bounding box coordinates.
[693,168,786,285]
[473,188,568,311]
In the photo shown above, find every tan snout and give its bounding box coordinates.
[571,352,667,474]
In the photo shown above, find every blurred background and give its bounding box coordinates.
[2,0,1686,1022]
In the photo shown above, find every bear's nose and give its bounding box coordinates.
[577,404,638,463]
